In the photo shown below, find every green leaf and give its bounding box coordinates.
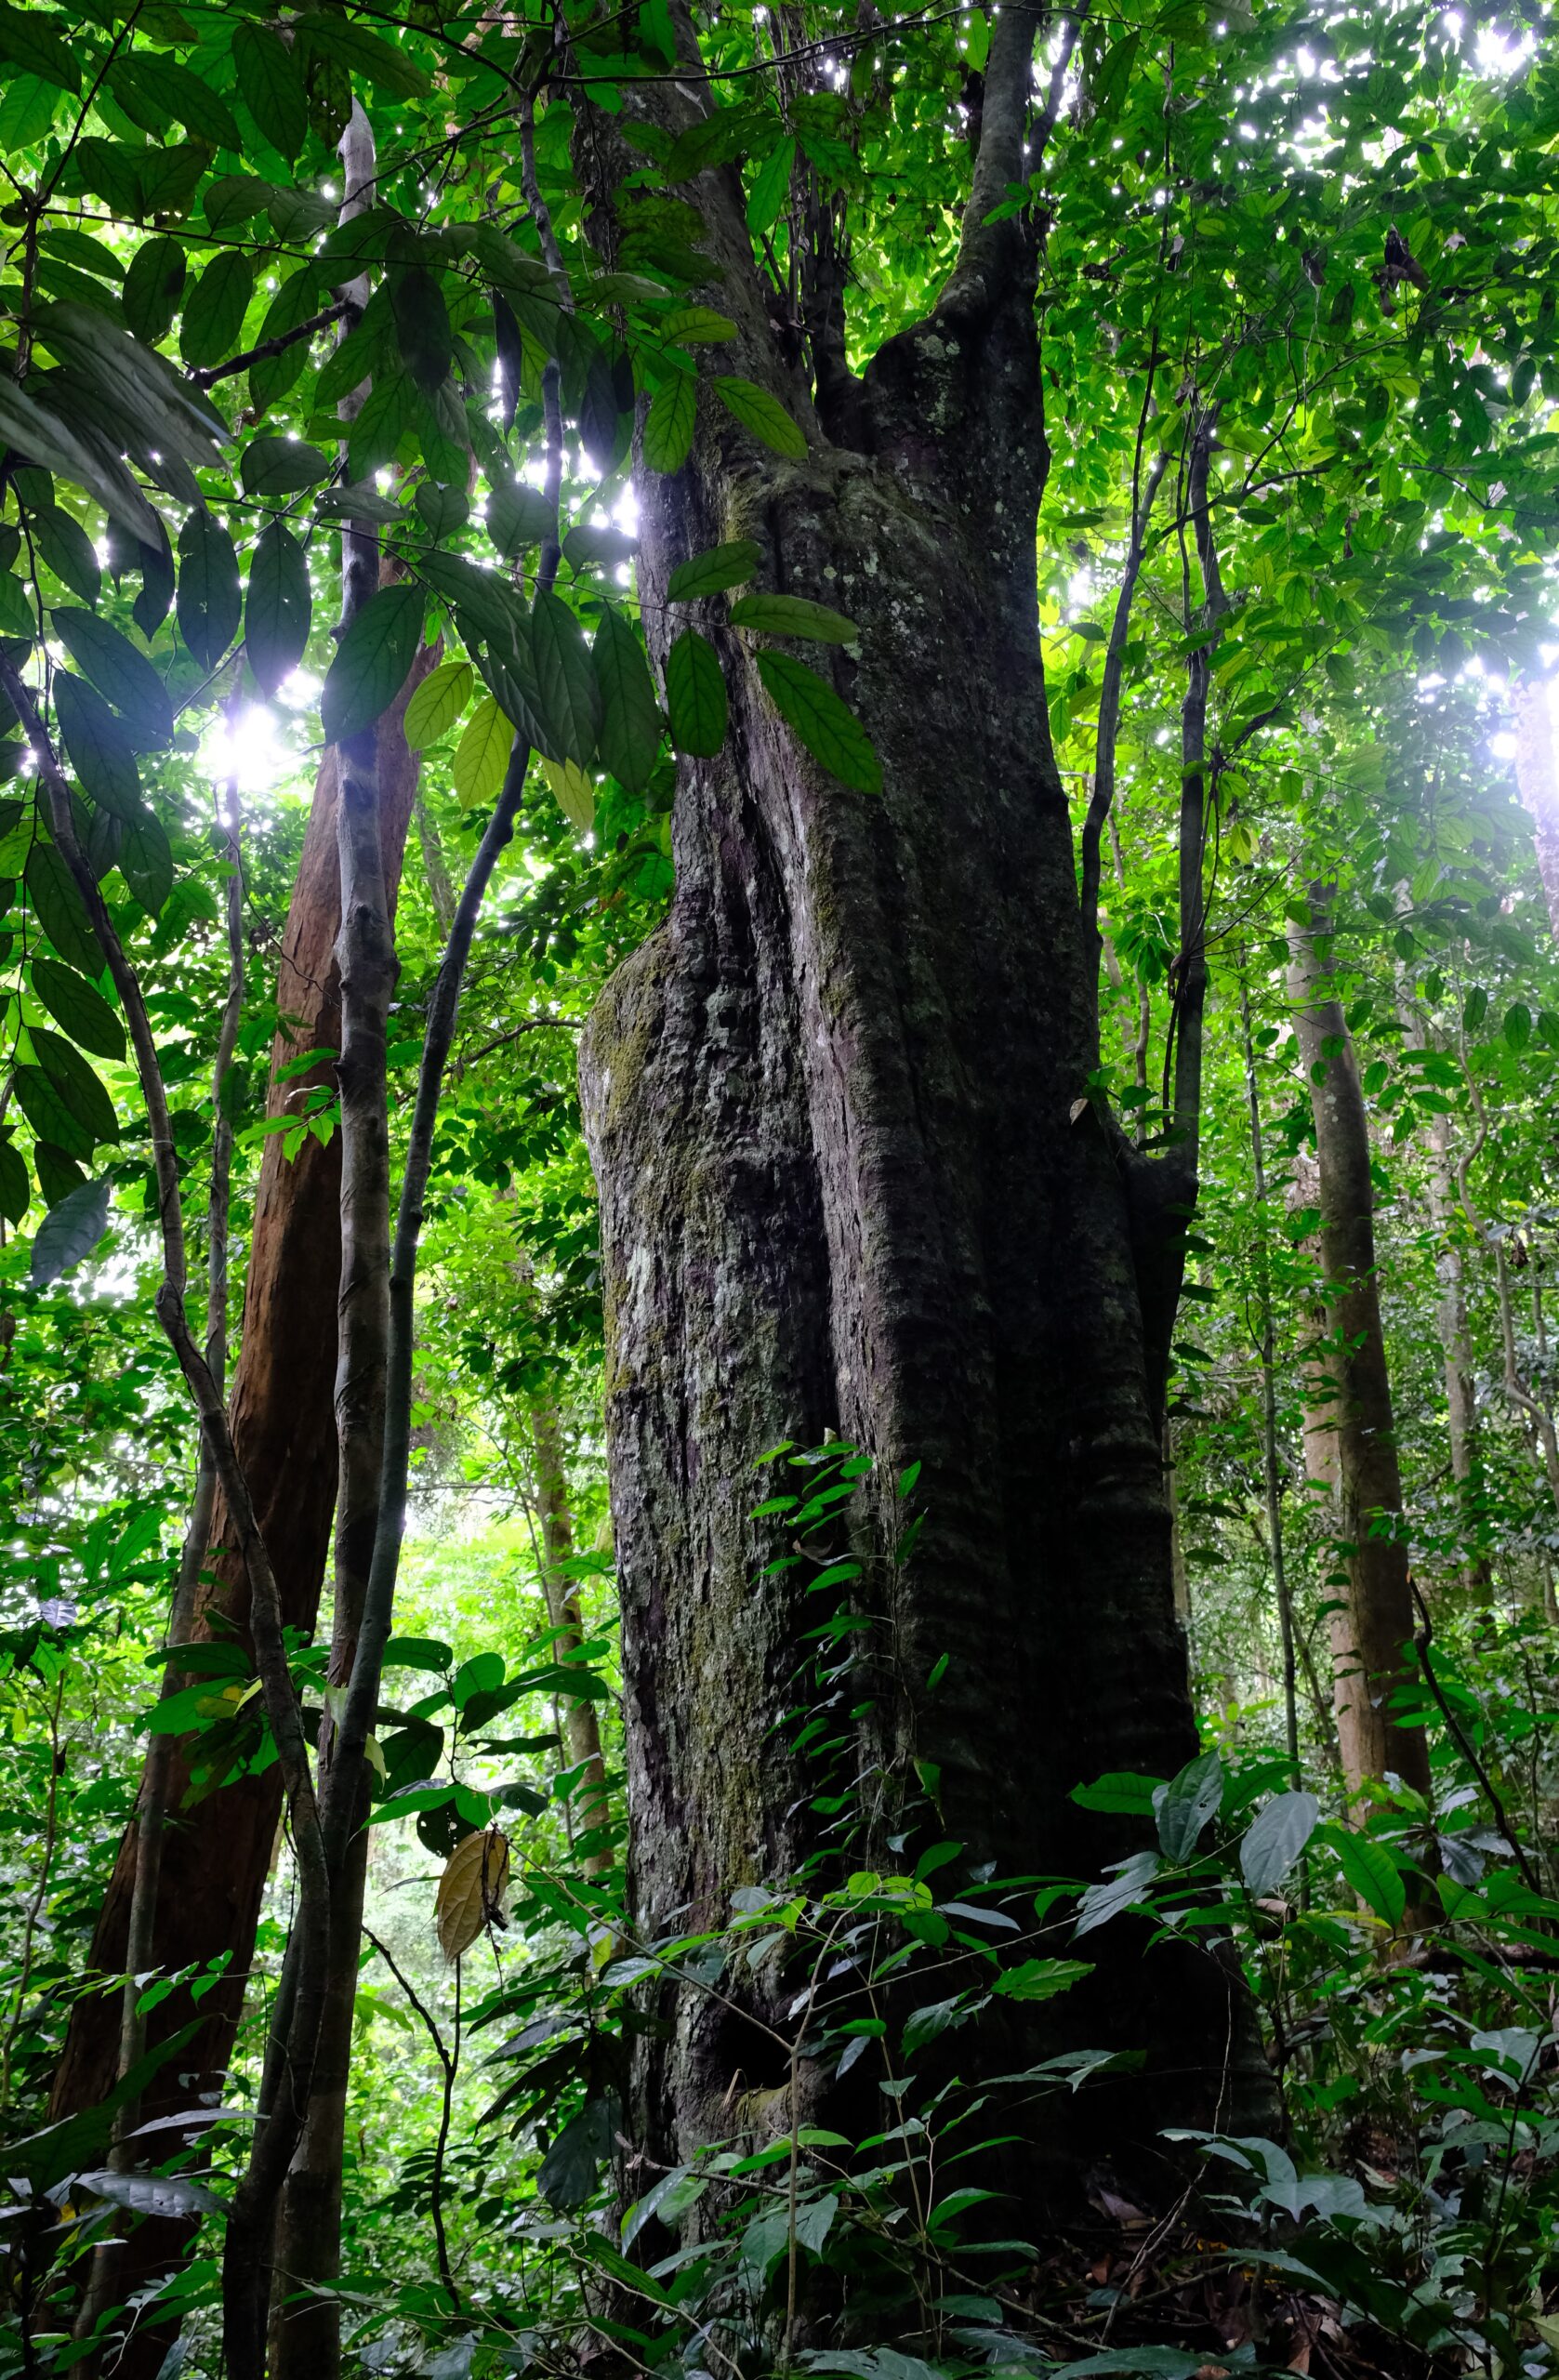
[1239,1792,1319,1898]
[240,436,332,498]
[594,607,662,795]
[244,522,311,697]
[730,593,857,644]
[179,252,256,372]
[992,1957,1093,2002]
[0,573,33,639]
[321,585,427,746]
[51,611,173,748]
[29,1177,111,1289]
[232,20,308,162]
[1503,1001,1532,1051]
[486,478,555,560]
[540,758,595,833]
[0,1134,27,1225]
[121,235,186,345]
[33,1142,84,1206]
[530,589,600,766]
[31,958,124,1061]
[746,139,796,236]
[0,75,62,150]
[1332,1828,1407,1926]
[713,376,807,459]
[667,540,761,602]
[392,267,455,391]
[403,659,473,749]
[347,374,416,483]
[114,56,240,151]
[452,697,514,811]
[117,806,174,916]
[12,1065,92,1160]
[31,1026,118,1144]
[1070,1771,1165,1816]
[249,266,324,410]
[0,377,160,545]
[755,650,880,792]
[0,4,78,92]
[31,507,99,606]
[643,371,696,473]
[662,306,738,345]
[665,628,727,758]
[206,174,276,234]
[24,841,99,972]
[177,511,242,671]
[1156,1748,1223,1863]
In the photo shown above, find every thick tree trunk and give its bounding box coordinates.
[49,675,426,2374]
[579,13,1265,2209]
[1288,900,1431,1802]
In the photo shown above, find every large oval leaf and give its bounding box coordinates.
[244,521,311,697]
[320,584,427,746]
[755,650,880,793]
[29,1175,111,1289]
[666,628,727,758]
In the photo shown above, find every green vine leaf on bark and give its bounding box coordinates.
[321,584,427,746]
[713,376,807,459]
[730,593,857,645]
[666,628,727,758]
[755,650,880,793]
[667,540,760,602]
[594,606,662,794]
[643,371,696,474]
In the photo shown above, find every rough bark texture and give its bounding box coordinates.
[578,18,1266,2208]
[1288,905,1431,1802]
[50,668,428,2375]
[530,1401,612,1872]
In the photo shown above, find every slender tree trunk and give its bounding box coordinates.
[1240,984,1300,1781]
[1288,895,1431,1802]
[578,6,1267,2203]
[528,1401,611,1874]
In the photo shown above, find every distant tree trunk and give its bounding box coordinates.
[1513,675,1559,937]
[528,1401,611,1874]
[579,4,1267,2206]
[1288,896,1431,1802]
[49,674,427,2376]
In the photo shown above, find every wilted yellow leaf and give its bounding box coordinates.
[435,1828,510,1962]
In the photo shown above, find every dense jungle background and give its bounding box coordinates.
[4,0,1559,2375]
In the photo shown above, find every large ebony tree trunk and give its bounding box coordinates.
[579,10,1264,2208]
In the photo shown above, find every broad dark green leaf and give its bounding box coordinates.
[176,512,242,671]
[0,4,78,93]
[1331,1828,1407,1926]
[29,1177,111,1289]
[240,437,332,498]
[665,628,727,759]
[24,840,99,972]
[0,572,33,638]
[50,612,173,748]
[179,253,256,372]
[31,957,124,1061]
[30,1027,118,1145]
[667,541,761,602]
[12,1065,93,1161]
[232,21,308,162]
[54,674,143,823]
[117,805,174,916]
[244,522,311,697]
[755,650,880,792]
[1156,1749,1224,1864]
[121,235,186,345]
[249,266,324,410]
[594,607,661,794]
[746,139,796,236]
[0,1133,27,1225]
[320,585,427,745]
[31,506,99,605]
[392,267,454,391]
[0,378,160,545]
[1240,1792,1319,1899]
[530,589,600,767]
[347,374,416,483]
[486,479,555,561]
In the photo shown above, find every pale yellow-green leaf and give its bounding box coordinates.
[403,657,473,749]
[540,756,595,834]
[452,695,514,811]
[435,1828,511,1962]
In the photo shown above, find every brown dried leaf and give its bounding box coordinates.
[435,1827,510,1962]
